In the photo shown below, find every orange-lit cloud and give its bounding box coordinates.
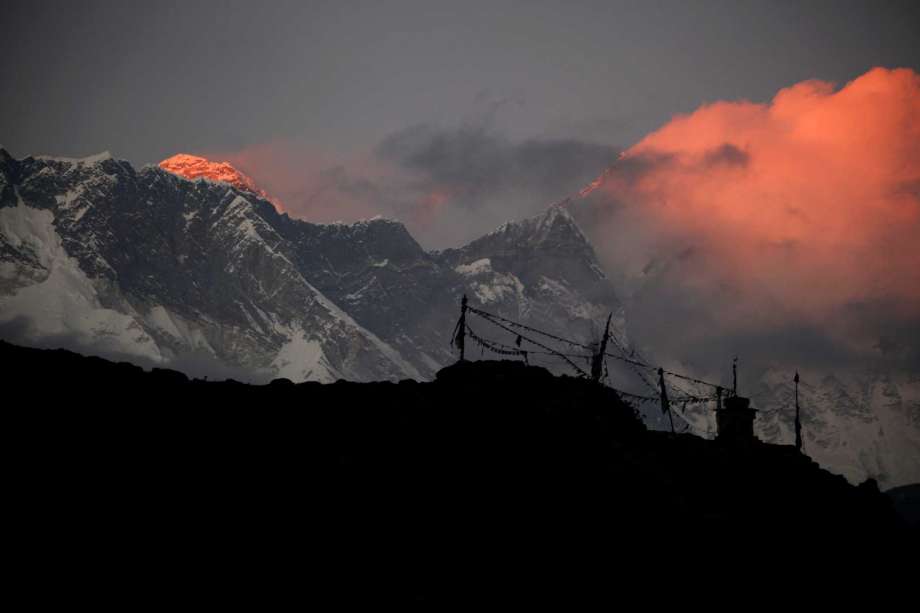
[589,67,920,344]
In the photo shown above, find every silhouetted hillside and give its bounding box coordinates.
[4,340,912,598]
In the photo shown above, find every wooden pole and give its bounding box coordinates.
[732,356,738,397]
[659,367,674,434]
[591,312,613,383]
[457,294,467,361]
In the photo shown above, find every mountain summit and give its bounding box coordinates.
[159,153,283,212]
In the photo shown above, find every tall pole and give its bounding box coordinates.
[451,294,468,362]
[458,294,467,361]
[715,386,723,439]
[591,312,613,383]
[732,356,738,397]
[794,372,801,451]
[659,367,674,434]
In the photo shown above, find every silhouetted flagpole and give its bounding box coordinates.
[451,294,468,362]
[591,312,613,383]
[732,356,738,397]
[659,367,674,433]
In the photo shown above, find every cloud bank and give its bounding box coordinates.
[218,124,620,248]
[578,67,920,373]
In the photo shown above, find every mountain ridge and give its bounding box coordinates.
[1,147,917,489]
[0,148,622,385]
[4,338,907,543]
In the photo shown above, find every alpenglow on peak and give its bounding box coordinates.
[159,153,283,212]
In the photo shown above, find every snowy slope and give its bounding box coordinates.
[667,366,919,489]
[751,369,920,488]
[0,149,618,384]
[0,199,162,362]
[0,149,422,382]
[437,204,625,353]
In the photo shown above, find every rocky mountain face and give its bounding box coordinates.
[438,204,621,336]
[0,148,620,386]
[0,150,422,382]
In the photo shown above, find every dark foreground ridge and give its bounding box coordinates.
[4,341,914,597]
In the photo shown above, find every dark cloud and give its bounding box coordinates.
[375,123,620,248]
[271,123,621,247]
[377,123,621,210]
[702,143,749,168]
[377,125,516,205]
[622,261,879,380]
[838,299,920,370]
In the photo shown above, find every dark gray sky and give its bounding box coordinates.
[2,0,919,165]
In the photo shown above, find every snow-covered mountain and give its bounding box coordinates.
[0,148,621,385]
[1,147,915,488]
[751,369,920,488]
[675,367,920,489]
[0,150,428,382]
[437,204,625,354]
